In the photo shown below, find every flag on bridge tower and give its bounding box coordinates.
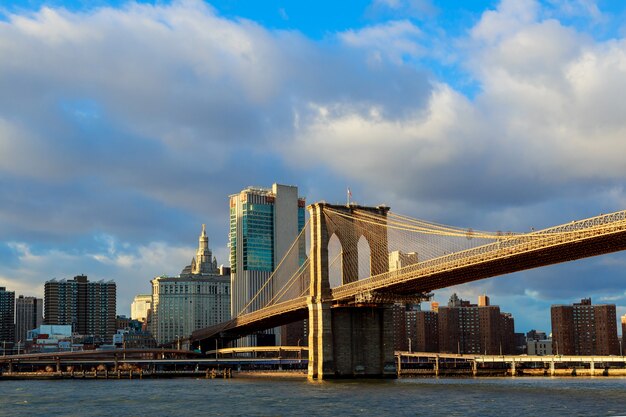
[347,187,352,206]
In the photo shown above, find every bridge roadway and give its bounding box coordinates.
[191,210,626,345]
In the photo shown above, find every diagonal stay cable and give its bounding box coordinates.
[236,219,310,317]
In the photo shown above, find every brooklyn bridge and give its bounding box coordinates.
[190,202,626,379]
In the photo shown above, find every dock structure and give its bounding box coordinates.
[0,347,308,379]
[397,352,626,377]
[5,348,626,379]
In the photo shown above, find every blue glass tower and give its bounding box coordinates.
[229,184,305,346]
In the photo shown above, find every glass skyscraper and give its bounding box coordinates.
[229,184,305,346]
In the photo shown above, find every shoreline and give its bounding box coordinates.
[4,370,626,380]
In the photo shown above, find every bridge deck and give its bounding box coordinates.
[191,210,626,344]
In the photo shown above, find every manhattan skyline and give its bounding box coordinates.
[1,0,626,333]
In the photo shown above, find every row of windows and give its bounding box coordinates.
[159,287,230,295]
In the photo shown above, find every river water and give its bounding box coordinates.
[1,377,625,416]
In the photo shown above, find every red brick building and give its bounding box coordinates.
[551,298,619,355]
[392,304,420,351]
[415,311,439,352]
[417,294,515,355]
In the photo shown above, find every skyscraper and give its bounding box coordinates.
[0,287,15,352]
[15,295,43,345]
[551,298,619,355]
[229,184,306,346]
[44,275,116,343]
[150,225,230,345]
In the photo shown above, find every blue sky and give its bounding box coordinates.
[2,0,626,335]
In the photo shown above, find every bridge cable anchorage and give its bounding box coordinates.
[235,219,311,317]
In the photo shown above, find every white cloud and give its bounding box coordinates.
[290,83,480,188]
[340,20,424,64]
[287,0,626,213]
[471,0,540,43]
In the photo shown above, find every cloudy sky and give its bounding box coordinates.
[1,0,626,333]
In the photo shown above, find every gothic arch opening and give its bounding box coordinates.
[357,235,371,280]
[328,233,343,288]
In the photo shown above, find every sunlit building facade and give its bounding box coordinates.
[131,294,152,323]
[150,225,230,345]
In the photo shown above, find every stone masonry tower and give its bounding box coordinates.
[307,202,396,379]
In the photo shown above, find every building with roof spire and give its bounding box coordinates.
[149,225,230,345]
[180,224,218,276]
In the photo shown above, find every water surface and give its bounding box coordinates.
[1,377,625,416]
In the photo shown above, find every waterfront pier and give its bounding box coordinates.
[397,352,626,377]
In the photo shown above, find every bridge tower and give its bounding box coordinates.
[307,202,396,379]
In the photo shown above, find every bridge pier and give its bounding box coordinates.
[307,300,334,379]
[308,300,396,379]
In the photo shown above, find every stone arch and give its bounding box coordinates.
[321,205,390,285]
[307,203,390,299]
[328,233,343,288]
[357,235,371,279]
